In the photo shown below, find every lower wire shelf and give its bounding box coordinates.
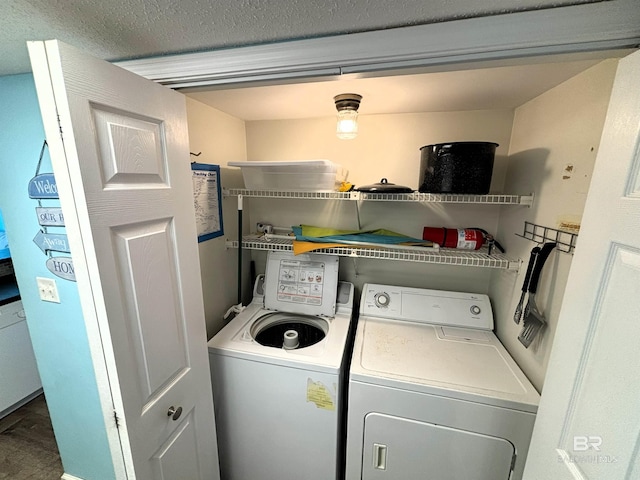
[225,236,520,270]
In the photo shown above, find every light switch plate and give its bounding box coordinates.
[37,276,60,303]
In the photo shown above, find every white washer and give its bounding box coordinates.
[346,284,540,480]
[208,252,354,480]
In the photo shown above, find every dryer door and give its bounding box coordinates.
[362,413,514,480]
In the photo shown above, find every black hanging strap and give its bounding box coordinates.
[34,140,48,177]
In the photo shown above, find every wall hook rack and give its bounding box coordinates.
[515,221,578,254]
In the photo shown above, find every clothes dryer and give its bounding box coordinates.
[208,251,354,480]
[346,284,540,480]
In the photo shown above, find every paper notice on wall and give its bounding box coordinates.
[191,163,224,242]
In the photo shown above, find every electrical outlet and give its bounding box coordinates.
[37,276,60,303]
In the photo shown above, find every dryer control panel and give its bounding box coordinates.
[360,283,494,330]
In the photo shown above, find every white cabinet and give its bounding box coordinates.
[0,300,42,417]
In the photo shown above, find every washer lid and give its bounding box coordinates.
[264,251,339,317]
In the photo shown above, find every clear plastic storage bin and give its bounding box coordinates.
[228,160,347,191]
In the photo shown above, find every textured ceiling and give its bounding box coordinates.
[2,0,596,76]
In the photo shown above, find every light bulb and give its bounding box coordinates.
[334,93,362,140]
[336,109,358,140]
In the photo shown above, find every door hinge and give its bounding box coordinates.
[113,410,120,429]
[510,453,517,472]
[57,115,63,137]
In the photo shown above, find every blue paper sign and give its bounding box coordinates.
[28,173,59,199]
[34,230,70,254]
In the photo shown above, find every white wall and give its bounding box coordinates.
[245,109,514,294]
[491,59,618,391]
[186,97,248,337]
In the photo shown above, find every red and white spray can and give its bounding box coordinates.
[422,227,485,250]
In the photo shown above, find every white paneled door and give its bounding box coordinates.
[523,50,640,478]
[28,40,220,479]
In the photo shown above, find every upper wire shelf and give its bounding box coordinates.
[226,236,520,270]
[516,221,578,254]
[357,192,533,205]
[223,188,533,206]
[224,188,354,200]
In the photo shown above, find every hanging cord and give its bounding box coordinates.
[34,141,51,257]
[237,194,243,304]
[34,140,48,177]
[34,140,49,209]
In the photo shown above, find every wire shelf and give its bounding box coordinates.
[225,236,519,270]
[224,188,355,200]
[357,192,534,205]
[516,221,578,254]
[223,188,533,206]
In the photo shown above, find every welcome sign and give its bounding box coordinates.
[29,141,75,281]
[28,173,58,199]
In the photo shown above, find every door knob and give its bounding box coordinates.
[167,406,183,421]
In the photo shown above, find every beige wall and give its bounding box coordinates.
[186,97,248,338]
[187,97,247,167]
[247,110,514,192]
[491,59,618,391]
[245,110,514,294]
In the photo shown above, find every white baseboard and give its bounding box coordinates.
[0,388,43,419]
[61,474,85,480]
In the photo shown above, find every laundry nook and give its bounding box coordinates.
[2,3,638,479]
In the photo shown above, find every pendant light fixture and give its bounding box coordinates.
[334,93,362,140]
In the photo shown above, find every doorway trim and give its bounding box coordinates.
[117,1,640,89]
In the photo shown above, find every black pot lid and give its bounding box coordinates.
[356,178,413,193]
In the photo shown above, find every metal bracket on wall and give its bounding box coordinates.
[351,257,359,277]
[515,221,578,254]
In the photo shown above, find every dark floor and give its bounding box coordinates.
[0,395,64,479]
